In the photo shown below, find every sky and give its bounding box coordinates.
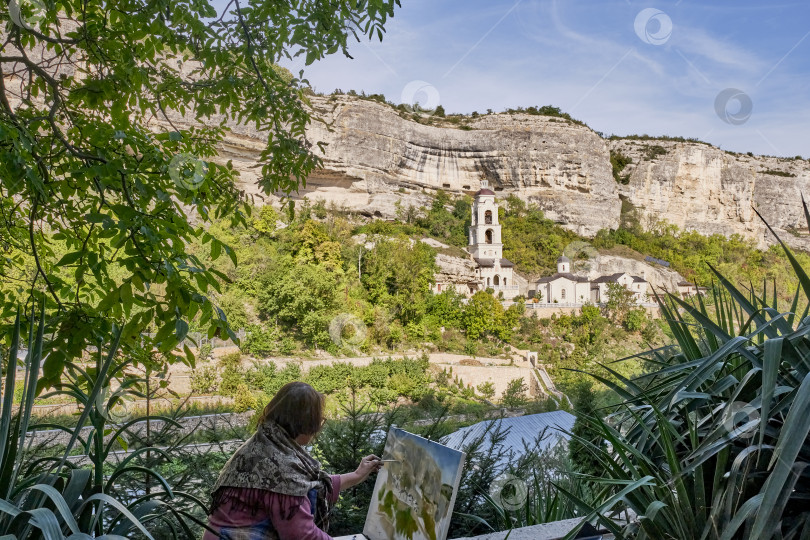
[280,0,810,158]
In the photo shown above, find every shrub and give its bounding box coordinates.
[623,308,646,332]
[501,377,528,408]
[261,362,303,396]
[233,383,260,412]
[197,342,214,362]
[242,324,282,357]
[190,364,219,394]
[306,362,357,394]
[219,364,245,397]
[609,150,632,184]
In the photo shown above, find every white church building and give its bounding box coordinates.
[535,256,650,305]
[468,185,518,296]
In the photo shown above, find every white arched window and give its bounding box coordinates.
[561,289,567,300]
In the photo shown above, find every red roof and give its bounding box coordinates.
[475,188,495,196]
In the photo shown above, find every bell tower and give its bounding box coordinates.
[469,181,502,261]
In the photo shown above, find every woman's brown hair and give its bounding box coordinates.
[258,381,325,438]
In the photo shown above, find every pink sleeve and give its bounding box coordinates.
[269,490,338,540]
[329,475,341,504]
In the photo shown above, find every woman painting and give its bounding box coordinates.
[204,381,383,540]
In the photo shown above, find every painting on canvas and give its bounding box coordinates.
[363,427,466,540]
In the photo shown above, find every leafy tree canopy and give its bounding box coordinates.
[0,0,400,385]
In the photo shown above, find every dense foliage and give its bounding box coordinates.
[0,0,401,384]
[594,203,809,306]
[565,213,810,539]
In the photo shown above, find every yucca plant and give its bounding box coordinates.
[0,304,209,539]
[562,205,810,540]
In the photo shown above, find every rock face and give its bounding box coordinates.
[220,95,809,249]
[610,139,810,249]
[277,96,621,237]
[434,253,479,289]
[132,91,810,250]
[589,254,687,294]
[9,32,808,248]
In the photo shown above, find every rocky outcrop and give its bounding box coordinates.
[434,253,478,288]
[9,29,808,248]
[242,96,808,250]
[589,254,686,294]
[256,96,621,237]
[609,139,810,249]
[158,94,810,250]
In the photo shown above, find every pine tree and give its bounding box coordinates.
[568,382,605,476]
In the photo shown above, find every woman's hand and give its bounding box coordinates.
[340,455,383,491]
[355,455,384,482]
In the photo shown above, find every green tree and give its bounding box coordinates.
[501,377,528,408]
[361,236,437,324]
[461,291,505,340]
[427,289,465,328]
[602,283,635,324]
[252,206,281,235]
[500,198,580,275]
[476,381,496,400]
[293,220,344,272]
[0,0,401,383]
[568,382,604,476]
[257,259,339,346]
[624,308,647,332]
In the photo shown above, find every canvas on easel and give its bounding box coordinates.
[363,427,466,540]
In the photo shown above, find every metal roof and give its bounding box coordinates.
[441,411,576,465]
[536,272,590,284]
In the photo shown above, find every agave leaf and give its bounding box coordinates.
[108,446,173,473]
[61,468,92,509]
[750,372,810,539]
[79,493,155,540]
[15,303,46,486]
[759,338,783,447]
[559,476,655,540]
[786,285,801,329]
[754,207,810,304]
[0,310,21,497]
[50,327,123,475]
[103,415,181,456]
[716,494,765,540]
[105,465,174,496]
[695,292,721,353]
[29,484,82,534]
[709,262,776,339]
[110,500,162,536]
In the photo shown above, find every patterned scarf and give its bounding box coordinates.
[211,420,333,532]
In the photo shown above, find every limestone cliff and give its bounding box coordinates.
[224,95,620,237]
[609,139,810,249]
[218,95,808,250]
